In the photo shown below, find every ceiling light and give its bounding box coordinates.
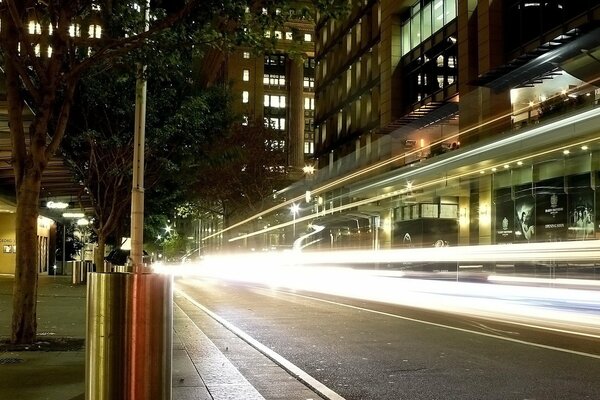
[63,212,84,218]
[47,201,69,209]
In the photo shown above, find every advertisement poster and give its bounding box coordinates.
[535,177,567,241]
[514,184,535,242]
[395,218,458,248]
[494,187,514,243]
[568,174,594,240]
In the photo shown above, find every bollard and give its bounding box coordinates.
[73,261,83,285]
[86,272,173,400]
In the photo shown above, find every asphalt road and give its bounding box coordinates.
[176,278,600,400]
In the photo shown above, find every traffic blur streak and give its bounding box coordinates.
[155,241,600,338]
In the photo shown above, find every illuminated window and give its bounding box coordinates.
[242,69,250,81]
[28,21,41,35]
[34,44,41,57]
[69,24,81,37]
[304,97,314,110]
[274,31,282,39]
[243,51,250,59]
[47,46,52,58]
[264,95,286,108]
[88,24,102,38]
[242,115,249,126]
[242,91,249,103]
[285,32,293,40]
[304,33,312,42]
[264,31,271,38]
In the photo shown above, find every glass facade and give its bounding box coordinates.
[401,0,457,56]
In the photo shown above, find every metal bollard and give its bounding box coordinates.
[86,272,173,400]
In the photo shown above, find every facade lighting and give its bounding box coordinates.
[47,201,69,209]
[63,212,85,218]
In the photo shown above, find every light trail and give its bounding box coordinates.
[202,82,600,243]
[228,129,600,243]
[154,241,600,339]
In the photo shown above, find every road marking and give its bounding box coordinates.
[176,288,347,400]
[274,290,600,360]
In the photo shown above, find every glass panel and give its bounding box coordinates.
[444,0,456,24]
[402,22,411,55]
[410,14,421,49]
[433,0,444,32]
[422,3,432,40]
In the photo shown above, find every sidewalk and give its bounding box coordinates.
[0,275,324,400]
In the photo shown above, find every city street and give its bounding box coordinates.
[176,277,600,400]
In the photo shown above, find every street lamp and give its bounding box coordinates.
[290,203,300,241]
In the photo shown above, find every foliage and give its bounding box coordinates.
[0,0,348,344]
[190,120,292,223]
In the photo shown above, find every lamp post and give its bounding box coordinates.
[290,203,300,243]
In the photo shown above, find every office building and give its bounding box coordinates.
[227,0,600,253]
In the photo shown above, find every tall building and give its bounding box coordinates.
[225,0,600,254]
[198,5,316,176]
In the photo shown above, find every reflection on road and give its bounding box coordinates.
[156,241,600,338]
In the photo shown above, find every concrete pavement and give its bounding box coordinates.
[0,274,324,400]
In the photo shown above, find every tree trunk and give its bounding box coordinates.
[95,234,106,273]
[11,172,41,344]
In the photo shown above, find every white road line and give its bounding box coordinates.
[176,288,347,400]
[277,290,600,360]
[173,302,266,400]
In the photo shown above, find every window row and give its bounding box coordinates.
[27,21,101,38]
[265,95,287,108]
[401,0,457,56]
[264,74,286,87]
[265,31,312,42]
[265,55,287,66]
[265,117,286,131]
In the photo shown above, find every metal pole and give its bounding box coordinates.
[62,224,66,275]
[130,63,147,273]
[86,3,172,400]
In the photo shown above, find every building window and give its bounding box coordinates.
[285,31,293,40]
[243,69,250,81]
[274,31,282,39]
[242,115,249,126]
[29,21,41,35]
[264,74,286,87]
[265,118,286,130]
[89,24,102,38]
[264,95,286,108]
[69,24,81,37]
[401,0,457,55]
[304,141,314,154]
[242,91,249,103]
[304,33,312,42]
[264,31,271,38]
[303,77,315,88]
[304,97,315,110]
[243,51,250,59]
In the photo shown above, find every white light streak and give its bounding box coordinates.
[158,242,600,338]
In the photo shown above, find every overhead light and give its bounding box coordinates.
[76,218,89,226]
[563,149,570,155]
[517,161,523,166]
[63,212,85,218]
[581,145,589,150]
[47,201,69,209]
